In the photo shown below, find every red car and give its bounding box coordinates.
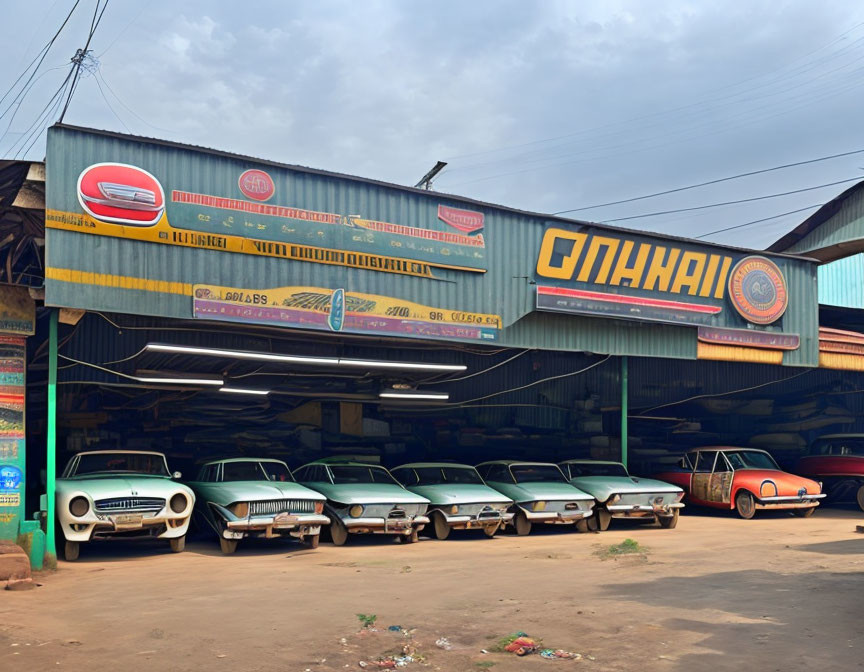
[796,434,864,511]
[655,447,824,519]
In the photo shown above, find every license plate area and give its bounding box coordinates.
[385,520,409,532]
[274,513,299,526]
[112,513,143,529]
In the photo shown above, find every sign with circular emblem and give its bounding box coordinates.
[727,256,788,325]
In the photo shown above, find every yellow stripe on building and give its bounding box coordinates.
[45,268,192,296]
[696,342,784,365]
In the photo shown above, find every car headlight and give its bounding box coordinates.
[532,501,546,512]
[675,492,684,502]
[449,505,459,515]
[229,502,249,518]
[69,496,89,517]
[349,505,364,518]
[170,493,188,513]
[314,501,324,514]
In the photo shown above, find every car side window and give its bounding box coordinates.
[392,469,415,486]
[694,452,716,473]
[294,467,309,481]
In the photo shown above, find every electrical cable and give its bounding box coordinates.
[59,0,110,123]
[92,71,131,133]
[96,69,175,133]
[422,349,531,385]
[694,204,824,240]
[8,67,75,158]
[599,177,861,223]
[97,1,147,57]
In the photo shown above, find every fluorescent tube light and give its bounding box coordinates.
[379,391,450,401]
[144,343,466,373]
[218,387,270,396]
[136,376,224,386]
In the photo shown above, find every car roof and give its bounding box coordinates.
[687,447,770,454]
[559,459,623,466]
[73,450,165,457]
[476,460,559,467]
[393,462,476,470]
[300,459,388,468]
[200,457,287,466]
[813,434,864,439]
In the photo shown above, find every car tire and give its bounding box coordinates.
[219,538,239,555]
[792,507,816,518]
[305,534,320,549]
[330,517,349,546]
[575,518,589,533]
[658,509,679,529]
[586,515,599,532]
[63,540,80,562]
[857,485,864,512]
[432,512,451,540]
[735,491,756,519]
[169,535,186,553]
[483,523,500,538]
[514,510,532,536]
[596,508,612,532]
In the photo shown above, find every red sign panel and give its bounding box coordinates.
[77,163,165,226]
[698,326,800,350]
[437,205,484,234]
[238,169,275,202]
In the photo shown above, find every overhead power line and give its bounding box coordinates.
[694,204,824,240]
[598,176,862,223]
[552,148,864,216]
[58,0,110,123]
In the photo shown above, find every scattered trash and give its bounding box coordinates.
[401,565,412,573]
[435,637,453,651]
[539,649,582,660]
[493,632,586,661]
[505,636,539,656]
[388,625,403,632]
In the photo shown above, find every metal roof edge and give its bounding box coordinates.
[50,124,815,263]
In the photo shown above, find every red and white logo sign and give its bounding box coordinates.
[238,169,275,202]
[77,163,165,226]
[437,205,484,234]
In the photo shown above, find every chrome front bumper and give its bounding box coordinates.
[441,512,514,528]
[524,510,593,522]
[607,502,685,514]
[756,494,824,509]
[343,515,430,533]
[225,513,331,530]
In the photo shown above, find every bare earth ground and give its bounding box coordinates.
[1,507,863,672]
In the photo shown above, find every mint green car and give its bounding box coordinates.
[56,450,195,561]
[391,463,514,539]
[293,460,430,545]
[560,460,684,531]
[476,461,595,536]
[186,458,329,554]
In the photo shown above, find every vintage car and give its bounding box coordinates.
[293,460,430,545]
[475,460,594,535]
[560,459,684,530]
[654,447,824,519]
[186,458,330,554]
[56,450,195,561]
[795,434,864,510]
[390,462,514,539]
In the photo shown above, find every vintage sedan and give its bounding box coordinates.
[293,460,430,545]
[391,462,514,539]
[186,458,329,554]
[655,447,825,519]
[475,461,594,535]
[560,459,684,530]
[56,450,194,561]
[795,434,864,510]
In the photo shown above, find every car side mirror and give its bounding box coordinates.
[173,471,182,479]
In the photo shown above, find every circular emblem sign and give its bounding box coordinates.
[728,256,788,325]
[238,169,275,201]
[77,163,165,226]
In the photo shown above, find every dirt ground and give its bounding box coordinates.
[1,507,863,672]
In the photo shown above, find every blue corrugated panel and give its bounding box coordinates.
[818,254,864,309]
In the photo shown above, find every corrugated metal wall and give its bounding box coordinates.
[785,185,864,257]
[819,254,864,309]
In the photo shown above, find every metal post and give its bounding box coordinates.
[46,309,58,561]
[620,356,628,469]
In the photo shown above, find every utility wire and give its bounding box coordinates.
[694,204,824,240]
[599,177,862,223]
[96,69,175,133]
[551,148,864,215]
[92,72,130,133]
[58,0,110,123]
[9,68,75,158]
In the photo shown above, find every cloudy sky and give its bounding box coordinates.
[1,1,862,248]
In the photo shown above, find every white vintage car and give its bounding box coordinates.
[56,450,195,561]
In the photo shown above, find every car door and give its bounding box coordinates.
[708,453,734,506]
[690,451,717,505]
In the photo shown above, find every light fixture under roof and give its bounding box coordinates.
[135,371,223,386]
[379,391,450,401]
[218,386,270,396]
[144,343,466,373]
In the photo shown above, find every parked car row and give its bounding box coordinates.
[55,445,830,560]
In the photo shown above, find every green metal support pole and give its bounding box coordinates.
[46,309,58,561]
[620,356,628,469]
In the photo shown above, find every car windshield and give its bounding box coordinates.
[329,465,398,485]
[71,452,169,477]
[724,450,779,470]
[221,461,294,482]
[567,463,629,477]
[811,439,864,456]
[413,466,483,485]
[261,461,294,482]
[510,465,567,483]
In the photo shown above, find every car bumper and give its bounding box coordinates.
[756,494,824,509]
[439,512,514,529]
[524,510,593,523]
[62,514,191,542]
[342,515,429,533]
[223,513,330,539]
[606,502,685,517]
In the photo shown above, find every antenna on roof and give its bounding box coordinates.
[414,161,447,190]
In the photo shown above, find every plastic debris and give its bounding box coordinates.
[435,637,453,651]
[539,649,582,660]
[388,625,403,632]
[504,636,539,656]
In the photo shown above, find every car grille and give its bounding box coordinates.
[94,497,165,514]
[249,499,316,516]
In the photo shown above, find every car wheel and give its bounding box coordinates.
[735,491,756,519]
[63,540,80,562]
[483,523,500,538]
[792,507,816,518]
[514,510,532,536]
[330,517,349,546]
[586,515,599,532]
[219,538,239,555]
[305,534,320,549]
[658,509,679,529]
[596,508,612,532]
[169,535,186,553]
[857,485,864,512]
[575,518,589,533]
[432,512,451,540]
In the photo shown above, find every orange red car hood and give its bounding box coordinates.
[736,469,821,495]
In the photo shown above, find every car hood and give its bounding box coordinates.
[736,469,821,495]
[57,474,192,499]
[568,476,682,502]
[404,484,512,505]
[188,480,325,504]
[297,482,430,505]
[485,481,592,503]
